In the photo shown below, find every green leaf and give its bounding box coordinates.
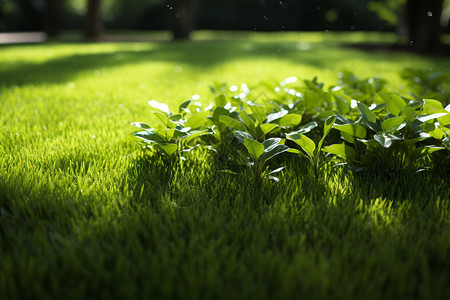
[382,93,406,116]
[401,106,416,122]
[335,95,350,114]
[212,107,230,122]
[422,99,445,115]
[417,113,448,123]
[334,124,367,139]
[215,94,227,107]
[244,138,264,159]
[185,111,209,129]
[183,130,210,144]
[286,133,315,158]
[234,130,253,143]
[156,143,178,156]
[357,102,376,123]
[218,115,247,131]
[266,110,288,123]
[133,131,165,143]
[239,111,256,133]
[148,100,171,115]
[131,122,152,129]
[298,122,318,134]
[374,133,393,148]
[178,100,191,113]
[318,115,336,151]
[260,123,278,134]
[279,114,302,127]
[262,138,281,150]
[249,104,266,124]
[322,143,357,161]
[260,144,289,166]
[304,90,322,110]
[152,111,177,128]
[381,116,405,133]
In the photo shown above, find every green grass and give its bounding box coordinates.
[0,31,449,300]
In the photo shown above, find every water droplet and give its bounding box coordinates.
[279,1,283,4]
[410,40,414,46]
[427,11,433,17]
[92,135,96,139]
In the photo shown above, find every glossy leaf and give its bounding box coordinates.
[260,123,278,135]
[266,110,288,123]
[148,100,171,115]
[357,102,376,123]
[131,122,152,130]
[279,114,302,127]
[322,143,357,161]
[239,111,256,133]
[185,111,209,129]
[178,100,191,113]
[334,124,367,139]
[184,130,210,144]
[244,138,264,159]
[422,99,445,115]
[212,107,230,122]
[318,115,336,150]
[374,133,393,148]
[382,93,406,116]
[262,138,281,151]
[381,116,405,133]
[286,133,315,158]
[157,143,178,156]
[401,107,416,122]
[219,115,247,131]
[215,94,227,107]
[249,104,266,124]
[260,144,290,166]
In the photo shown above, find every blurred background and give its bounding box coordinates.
[0,0,449,52]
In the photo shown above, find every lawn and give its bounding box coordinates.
[0,31,449,300]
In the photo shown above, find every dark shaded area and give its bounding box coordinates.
[84,0,102,40]
[344,42,450,57]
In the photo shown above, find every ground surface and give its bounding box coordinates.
[0,31,449,300]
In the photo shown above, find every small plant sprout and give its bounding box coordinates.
[131,99,210,165]
[287,115,336,178]
[234,131,289,183]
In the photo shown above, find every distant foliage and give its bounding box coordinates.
[131,70,450,182]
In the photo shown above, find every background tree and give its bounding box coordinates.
[406,0,443,52]
[84,0,102,39]
[43,0,63,37]
[172,0,196,40]
[369,0,449,52]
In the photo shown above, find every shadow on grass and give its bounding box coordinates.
[348,167,450,204]
[2,39,449,87]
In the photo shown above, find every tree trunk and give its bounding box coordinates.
[172,0,196,40]
[84,0,102,40]
[43,0,63,37]
[406,0,444,53]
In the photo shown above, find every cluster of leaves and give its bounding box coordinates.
[131,71,450,182]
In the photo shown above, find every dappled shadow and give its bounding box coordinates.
[2,38,450,87]
[343,42,450,58]
[348,167,450,204]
